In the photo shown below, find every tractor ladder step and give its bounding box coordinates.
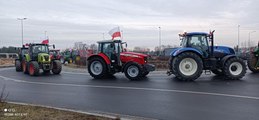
[204,70,211,75]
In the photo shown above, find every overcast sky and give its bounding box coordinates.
[0,0,259,49]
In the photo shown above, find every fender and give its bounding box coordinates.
[220,55,237,67]
[24,54,31,62]
[87,53,111,64]
[170,47,203,57]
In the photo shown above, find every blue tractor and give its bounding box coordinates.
[167,31,246,81]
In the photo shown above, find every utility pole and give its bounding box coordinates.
[248,31,256,48]
[102,33,105,40]
[17,18,27,45]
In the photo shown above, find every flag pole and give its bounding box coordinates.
[121,30,123,40]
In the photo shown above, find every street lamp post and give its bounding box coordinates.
[248,31,256,48]
[158,26,161,56]
[17,18,27,45]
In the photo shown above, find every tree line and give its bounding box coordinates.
[0,46,18,53]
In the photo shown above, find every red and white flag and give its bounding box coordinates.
[42,39,49,44]
[108,27,121,40]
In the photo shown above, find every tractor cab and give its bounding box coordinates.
[97,40,126,66]
[179,32,210,58]
[28,44,49,61]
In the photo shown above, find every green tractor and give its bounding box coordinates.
[22,43,62,76]
[60,49,80,64]
[15,45,28,71]
[247,42,259,73]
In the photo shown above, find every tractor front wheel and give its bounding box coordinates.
[29,61,40,76]
[124,62,142,80]
[247,53,259,73]
[172,52,203,81]
[88,57,107,79]
[223,57,246,80]
[15,60,22,72]
[52,60,62,74]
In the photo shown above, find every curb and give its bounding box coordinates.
[0,65,14,68]
[6,101,155,120]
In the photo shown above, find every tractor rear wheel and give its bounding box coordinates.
[124,62,142,80]
[22,61,29,74]
[223,57,246,80]
[172,52,203,81]
[247,53,259,73]
[88,57,107,79]
[52,60,62,74]
[15,60,22,72]
[29,61,40,76]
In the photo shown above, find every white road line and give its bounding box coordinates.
[61,71,88,75]
[1,75,259,100]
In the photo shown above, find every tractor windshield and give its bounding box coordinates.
[180,35,208,48]
[32,45,49,53]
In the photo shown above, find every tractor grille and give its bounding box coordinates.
[44,56,49,61]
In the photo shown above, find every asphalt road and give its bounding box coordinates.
[0,67,259,120]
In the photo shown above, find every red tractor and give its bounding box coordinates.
[87,40,155,80]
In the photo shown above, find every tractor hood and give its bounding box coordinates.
[38,53,51,63]
[214,46,235,55]
[120,52,148,58]
[120,52,148,65]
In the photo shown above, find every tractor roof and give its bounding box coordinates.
[97,40,122,43]
[179,32,209,37]
[186,32,208,36]
[29,43,49,46]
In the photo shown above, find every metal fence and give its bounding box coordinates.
[0,53,18,59]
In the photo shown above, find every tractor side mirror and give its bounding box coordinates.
[53,45,55,49]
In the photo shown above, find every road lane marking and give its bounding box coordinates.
[1,75,259,100]
[62,71,88,75]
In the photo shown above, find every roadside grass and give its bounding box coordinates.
[0,103,116,120]
[0,59,14,66]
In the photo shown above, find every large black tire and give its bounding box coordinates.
[212,69,223,76]
[22,61,29,74]
[124,62,142,80]
[247,53,259,73]
[223,57,246,80]
[15,60,22,72]
[52,60,62,74]
[88,57,107,79]
[172,52,203,81]
[28,61,40,76]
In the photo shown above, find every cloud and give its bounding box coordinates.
[0,0,258,49]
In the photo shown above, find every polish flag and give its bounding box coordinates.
[42,39,49,44]
[108,27,121,40]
